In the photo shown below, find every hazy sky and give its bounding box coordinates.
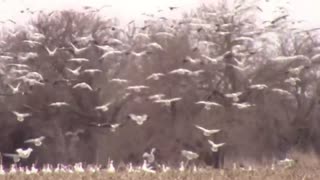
[0,0,319,28]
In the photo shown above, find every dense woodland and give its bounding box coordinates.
[0,0,320,169]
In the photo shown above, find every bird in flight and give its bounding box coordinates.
[195,125,221,137]
[12,111,31,122]
[208,140,225,152]
[24,136,46,146]
[128,114,149,125]
[88,122,122,132]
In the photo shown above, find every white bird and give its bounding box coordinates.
[146,73,165,80]
[16,148,33,159]
[142,148,156,164]
[179,161,185,172]
[195,101,223,110]
[73,82,93,91]
[12,111,31,122]
[68,58,89,63]
[195,125,220,136]
[271,88,292,96]
[100,50,123,59]
[141,160,156,173]
[65,129,85,137]
[82,69,102,75]
[110,78,128,85]
[128,114,148,125]
[225,92,243,102]
[95,103,111,112]
[95,44,114,52]
[3,154,20,163]
[8,83,21,94]
[191,70,205,76]
[183,56,202,64]
[45,46,58,56]
[131,51,150,58]
[107,160,115,173]
[249,84,268,90]
[181,150,199,161]
[148,94,165,101]
[169,68,192,75]
[68,42,88,55]
[154,97,182,106]
[66,66,82,76]
[232,102,255,109]
[6,63,29,69]
[208,140,225,152]
[146,42,163,51]
[108,38,123,46]
[24,136,45,146]
[49,102,69,107]
[127,85,149,93]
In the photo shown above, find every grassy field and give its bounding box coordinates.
[0,165,318,180]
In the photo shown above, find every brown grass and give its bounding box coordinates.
[0,166,318,180]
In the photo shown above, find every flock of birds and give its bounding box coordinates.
[0,1,315,173]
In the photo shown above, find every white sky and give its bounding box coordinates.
[0,0,319,28]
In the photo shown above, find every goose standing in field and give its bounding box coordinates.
[208,140,225,152]
[24,136,46,146]
[195,125,220,136]
[107,160,115,173]
[141,160,156,173]
[12,111,31,122]
[143,148,156,164]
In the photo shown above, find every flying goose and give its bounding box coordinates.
[208,140,225,152]
[195,101,223,110]
[128,114,149,125]
[146,73,165,80]
[181,150,199,161]
[8,83,21,94]
[126,85,149,93]
[195,125,220,136]
[66,66,82,76]
[44,46,58,56]
[95,102,111,112]
[12,111,31,122]
[72,82,93,91]
[24,136,45,146]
